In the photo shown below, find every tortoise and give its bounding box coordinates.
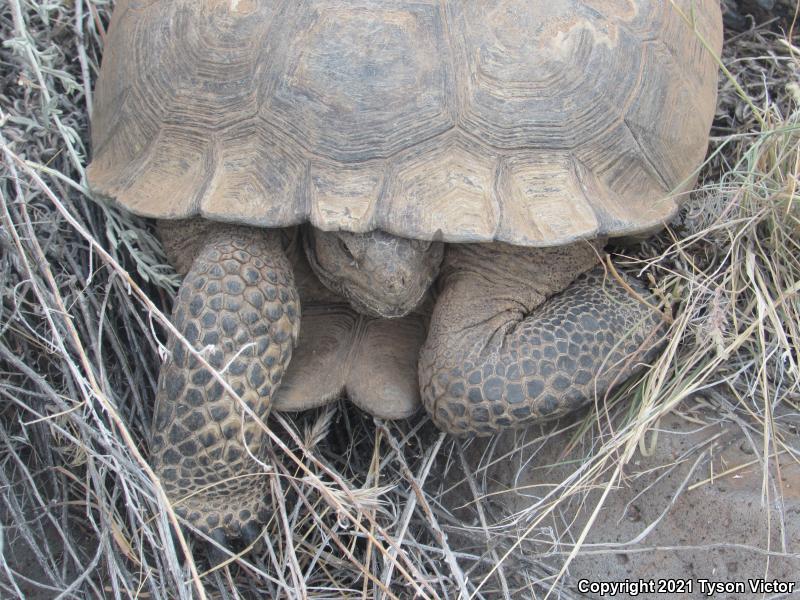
[87,0,722,543]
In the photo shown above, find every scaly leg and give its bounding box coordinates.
[151,225,299,541]
[420,242,665,435]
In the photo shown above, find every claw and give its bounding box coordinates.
[168,524,188,563]
[206,527,230,567]
[241,521,261,547]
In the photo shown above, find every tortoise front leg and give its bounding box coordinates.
[151,225,299,542]
[419,242,665,436]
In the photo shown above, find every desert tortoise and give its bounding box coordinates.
[87,0,722,541]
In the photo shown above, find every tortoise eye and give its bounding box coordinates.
[338,238,356,261]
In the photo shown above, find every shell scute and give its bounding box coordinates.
[265,1,454,162]
[201,123,308,227]
[380,136,498,242]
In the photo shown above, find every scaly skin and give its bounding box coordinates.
[150,225,299,539]
[419,242,665,435]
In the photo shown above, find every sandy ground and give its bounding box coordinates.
[439,406,800,598]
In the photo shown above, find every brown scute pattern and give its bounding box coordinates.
[87,0,722,246]
[420,266,665,436]
[267,1,454,162]
[150,226,299,537]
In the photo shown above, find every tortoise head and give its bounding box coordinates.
[304,228,443,318]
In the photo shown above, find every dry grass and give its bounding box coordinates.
[1,2,798,599]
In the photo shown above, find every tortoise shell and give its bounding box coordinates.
[87,0,722,246]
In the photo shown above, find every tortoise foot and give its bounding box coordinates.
[421,249,667,436]
[151,225,298,544]
[274,303,425,419]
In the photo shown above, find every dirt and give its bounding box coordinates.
[438,406,800,598]
[0,462,98,600]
